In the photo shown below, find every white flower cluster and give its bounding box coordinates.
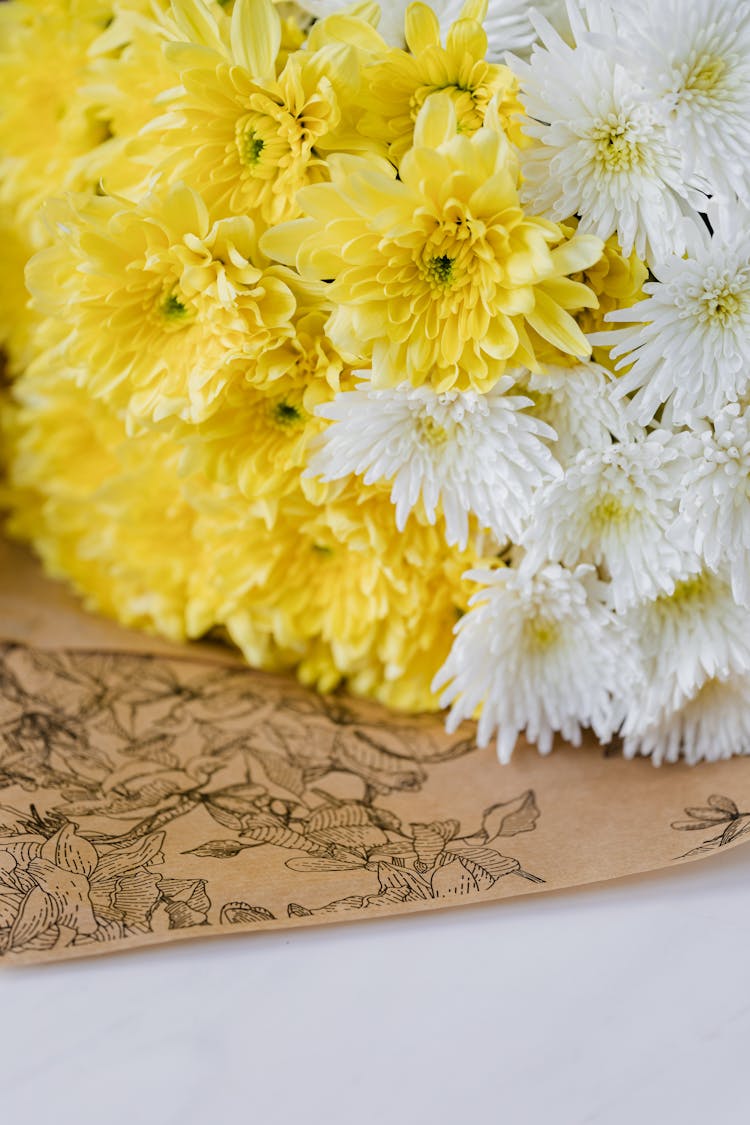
[305,0,750,765]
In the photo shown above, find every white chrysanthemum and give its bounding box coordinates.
[299,0,567,55]
[307,374,561,548]
[601,201,750,426]
[521,360,631,465]
[623,673,750,765]
[434,562,632,761]
[513,8,706,259]
[616,0,750,201]
[624,568,750,723]
[523,431,690,611]
[674,404,750,607]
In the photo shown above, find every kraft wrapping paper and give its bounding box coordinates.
[1,540,749,965]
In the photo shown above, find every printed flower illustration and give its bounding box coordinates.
[0,642,542,957]
[672,794,750,858]
[0,817,217,955]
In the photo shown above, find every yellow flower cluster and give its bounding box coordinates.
[0,0,645,711]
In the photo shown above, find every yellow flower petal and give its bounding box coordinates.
[413,91,459,149]
[446,17,488,61]
[527,289,592,357]
[230,0,281,82]
[460,0,488,21]
[405,2,441,54]
[172,0,227,56]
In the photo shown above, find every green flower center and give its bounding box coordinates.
[271,399,305,429]
[159,289,192,327]
[426,254,456,288]
[237,125,265,168]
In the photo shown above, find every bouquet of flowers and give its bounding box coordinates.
[1,0,749,766]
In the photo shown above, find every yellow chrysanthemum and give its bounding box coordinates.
[0,0,112,242]
[195,481,482,709]
[26,184,298,426]
[245,279,349,403]
[178,381,325,521]
[4,348,478,712]
[3,360,199,640]
[79,1,181,196]
[263,94,603,392]
[149,0,349,226]
[359,0,524,162]
[0,213,38,376]
[266,313,347,407]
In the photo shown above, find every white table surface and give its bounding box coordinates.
[2,842,749,1125]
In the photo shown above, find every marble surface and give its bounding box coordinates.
[2,842,749,1124]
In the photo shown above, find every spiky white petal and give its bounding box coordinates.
[673,403,750,607]
[522,430,691,611]
[307,374,561,548]
[513,8,707,259]
[521,360,632,466]
[601,200,750,426]
[434,562,634,761]
[624,568,750,722]
[623,673,750,765]
[616,0,750,201]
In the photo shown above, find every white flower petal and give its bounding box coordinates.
[601,199,750,425]
[434,562,636,760]
[674,403,750,606]
[521,360,633,465]
[616,0,750,201]
[512,8,707,259]
[623,673,750,765]
[522,430,692,612]
[307,374,561,548]
[624,567,750,723]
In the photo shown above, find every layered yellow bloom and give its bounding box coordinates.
[259,311,347,407]
[193,481,482,709]
[264,94,603,392]
[529,230,648,371]
[0,0,112,242]
[26,184,298,426]
[149,0,351,226]
[175,287,349,515]
[179,382,324,523]
[0,215,38,376]
[360,1,524,162]
[79,1,180,196]
[3,348,478,711]
[3,357,199,640]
